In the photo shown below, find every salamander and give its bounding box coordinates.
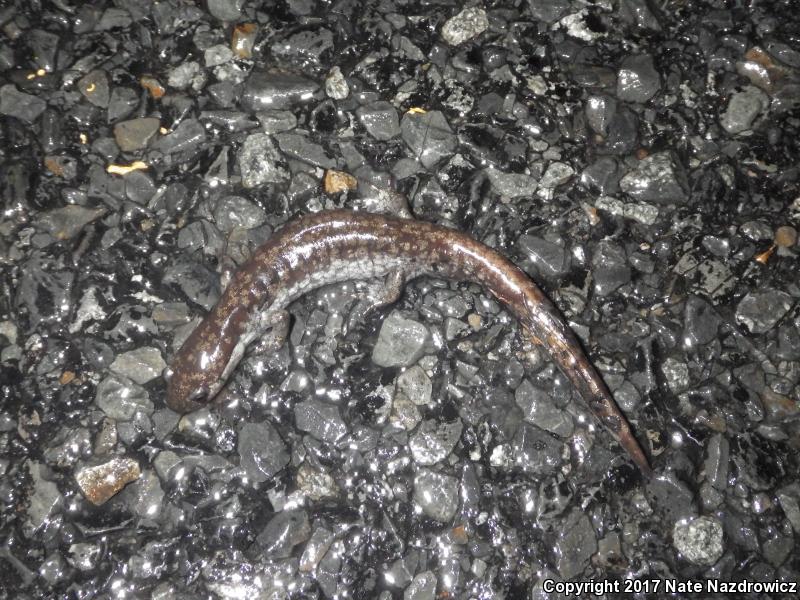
[166,209,652,475]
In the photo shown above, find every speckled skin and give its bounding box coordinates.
[167,210,652,474]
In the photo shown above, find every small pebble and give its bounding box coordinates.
[774,225,797,247]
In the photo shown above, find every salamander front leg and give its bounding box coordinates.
[254,309,291,353]
[346,270,406,333]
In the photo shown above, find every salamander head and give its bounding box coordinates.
[163,330,235,414]
[164,363,217,414]
[164,300,256,413]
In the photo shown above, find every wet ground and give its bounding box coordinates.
[1,1,799,598]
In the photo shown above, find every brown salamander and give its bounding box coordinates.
[166,209,652,475]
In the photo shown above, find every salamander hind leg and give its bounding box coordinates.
[345,269,407,333]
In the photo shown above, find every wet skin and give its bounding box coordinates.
[166,210,652,475]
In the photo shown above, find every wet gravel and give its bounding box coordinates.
[1,1,800,598]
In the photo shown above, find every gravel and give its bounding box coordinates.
[2,1,799,597]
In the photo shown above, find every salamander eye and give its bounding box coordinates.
[187,386,209,404]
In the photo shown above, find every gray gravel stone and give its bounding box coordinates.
[404,571,436,600]
[207,0,243,21]
[294,400,347,444]
[126,470,164,521]
[316,539,344,597]
[242,71,319,111]
[25,461,61,535]
[695,258,735,300]
[699,481,724,510]
[409,419,463,465]
[177,408,220,444]
[67,543,101,572]
[396,365,432,406]
[702,235,730,258]
[704,434,729,490]
[720,85,769,134]
[736,289,794,334]
[485,168,538,199]
[512,424,563,475]
[325,66,349,100]
[581,156,622,194]
[372,312,430,368]
[413,469,458,522]
[592,240,630,296]
[515,379,574,437]
[238,422,289,484]
[762,533,792,568]
[612,379,641,412]
[108,87,138,122]
[527,0,571,23]
[0,85,47,122]
[299,527,335,573]
[384,553,416,589]
[555,512,597,579]
[176,220,224,256]
[15,257,74,326]
[519,235,569,280]
[619,152,687,204]
[661,357,690,393]
[673,516,724,565]
[684,296,721,347]
[125,171,156,203]
[274,132,335,168]
[271,28,334,63]
[777,486,800,533]
[296,463,338,500]
[38,555,65,585]
[238,133,290,188]
[585,95,617,135]
[213,195,267,232]
[110,347,166,385]
[256,110,298,133]
[646,472,697,522]
[95,374,153,421]
[538,161,574,190]
[204,44,233,66]
[356,101,400,141]
[776,323,800,360]
[96,7,132,30]
[595,195,659,225]
[78,70,110,108]
[152,119,207,156]
[441,7,488,46]
[739,220,773,241]
[167,61,205,91]
[153,450,181,482]
[256,509,311,557]
[390,389,422,431]
[400,110,457,169]
[599,105,639,154]
[33,206,107,240]
[28,29,59,72]
[616,54,660,103]
[181,454,241,484]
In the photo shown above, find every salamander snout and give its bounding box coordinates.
[165,364,212,413]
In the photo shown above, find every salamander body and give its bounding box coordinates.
[166,210,651,474]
